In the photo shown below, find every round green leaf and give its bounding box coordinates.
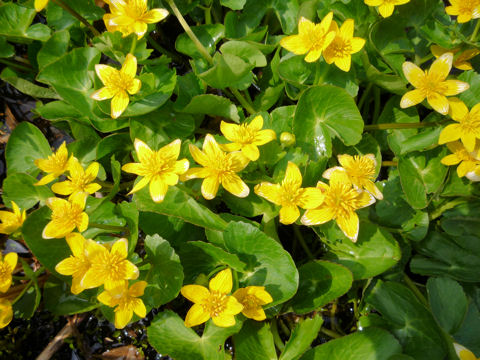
[293,85,363,159]
[290,260,353,314]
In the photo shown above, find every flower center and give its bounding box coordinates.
[305,28,328,51]
[421,71,447,96]
[459,0,477,13]
[204,291,227,317]
[325,184,361,218]
[459,114,480,133]
[241,294,259,311]
[125,0,148,20]
[109,71,134,92]
[329,37,351,58]
[235,124,256,144]
[52,203,83,229]
[94,251,125,280]
[344,157,376,181]
[143,153,176,177]
[0,263,10,282]
[279,180,302,206]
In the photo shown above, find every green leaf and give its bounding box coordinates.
[233,321,278,360]
[221,0,247,10]
[289,260,353,315]
[43,277,98,315]
[181,94,240,122]
[143,235,184,308]
[0,37,14,58]
[37,47,101,116]
[34,100,83,121]
[147,310,243,360]
[175,24,224,59]
[427,277,468,334]
[410,232,480,282]
[2,173,53,210]
[0,3,51,42]
[224,222,298,307]
[134,186,228,231]
[96,133,133,161]
[220,40,267,67]
[1,68,59,99]
[22,207,70,276]
[293,85,363,159]
[459,71,480,108]
[440,201,480,237]
[280,313,324,360]
[198,52,254,90]
[37,30,70,69]
[92,32,152,63]
[320,222,401,280]
[453,300,480,355]
[398,147,448,209]
[366,281,448,360]
[300,327,402,360]
[5,122,51,175]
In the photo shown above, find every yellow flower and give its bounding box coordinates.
[103,0,169,39]
[441,141,480,177]
[454,343,479,360]
[233,286,273,321]
[280,13,336,63]
[34,0,49,11]
[81,238,139,290]
[51,158,101,200]
[220,115,276,161]
[91,53,141,119]
[301,170,376,242]
[55,233,94,295]
[0,252,17,293]
[445,0,480,23]
[0,299,13,329]
[254,162,325,225]
[34,141,73,186]
[431,45,480,71]
[439,99,480,152]
[181,268,243,328]
[98,280,147,329]
[185,134,250,200]
[323,154,383,200]
[42,193,89,239]
[122,139,189,202]
[400,53,470,115]
[364,0,410,18]
[323,19,365,72]
[0,201,26,235]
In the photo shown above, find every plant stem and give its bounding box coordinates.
[146,35,185,64]
[129,35,137,54]
[0,58,33,72]
[229,88,256,115]
[364,122,442,130]
[51,0,100,37]
[358,83,373,110]
[471,19,480,42]
[320,326,342,339]
[271,320,285,351]
[293,224,314,260]
[430,198,469,220]
[89,222,129,235]
[381,161,398,167]
[403,274,429,307]
[204,6,212,24]
[166,0,213,64]
[11,280,32,305]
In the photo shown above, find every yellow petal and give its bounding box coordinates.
[243,307,266,321]
[222,174,250,198]
[458,161,476,177]
[319,11,334,34]
[301,206,335,226]
[65,233,86,257]
[443,80,470,96]
[51,181,75,195]
[77,213,89,233]
[201,176,220,200]
[34,0,49,11]
[336,211,360,242]
[42,220,74,239]
[209,268,233,294]
[159,138,182,160]
[254,182,282,205]
[128,176,150,194]
[402,62,425,88]
[254,129,276,146]
[439,124,461,144]
[115,307,133,329]
[95,64,117,85]
[184,304,210,327]
[129,281,148,297]
[0,299,13,329]
[189,145,209,167]
[279,204,300,225]
[84,183,102,194]
[298,16,315,34]
[427,92,450,115]
[4,252,17,272]
[122,163,144,175]
[350,37,365,54]
[248,115,264,131]
[149,176,168,202]
[304,48,323,63]
[334,55,352,72]
[242,144,260,161]
[441,154,461,166]
[121,54,137,78]
[134,138,153,163]
[400,89,425,108]
[133,21,148,38]
[280,35,309,55]
[227,152,250,172]
[184,167,210,181]
[181,285,210,303]
[297,187,325,209]
[449,98,469,120]
[55,257,79,276]
[98,289,117,307]
[143,8,169,23]
[174,159,190,175]
[430,52,453,81]
[132,298,147,318]
[212,313,236,327]
[112,238,128,259]
[203,134,222,156]
[127,78,141,95]
[364,181,383,200]
[284,162,303,189]
[340,19,355,38]
[220,121,239,142]
[91,87,116,101]
[71,192,87,209]
[111,91,129,118]
[378,3,395,17]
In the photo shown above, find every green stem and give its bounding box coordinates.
[166,0,213,65]
[417,53,434,65]
[229,88,256,115]
[358,83,373,110]
[364,122,443,130]
[11,280,32,305]
[0,58,33,72]
[146,35,185,64]
[470,19,480,42]
[381,161,398,167]
[129,35,137,54]
[320,326,342,339]
[89,222,129,234]
[430,198,469,220]
[51,0,100,36]
[373,86,381,123]
[403,274,429,307]
[271,320,285,351]
[204,6,212,25]
[293,224,314,260]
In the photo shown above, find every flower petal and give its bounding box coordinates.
[438,124,461,145]
[181,285,210,303]
[254,129,276,146]
[427,92,450,115]
[209,268,233,294]
[222,174,249,198]
[301,206,335,226]
[378,3,395,17]
[55,257,79,276]
[284,162,303,189]
[91,87,116,101]
[184,304,210,327]
[111,91,130,119]
[297,187,325,209]
[121,54,137,78]
[400,89,425,108]
[449,98,469,120]
[112,238,128,259]
[402,62,425,88]
[336,211,360,242]
[65,233,86,257]
[149,176,168,202]
[34,0,49,11]
[212,313,236,327]
[254,182,282,205]
[174,159,190,175]
[143,8,169,24]
[334,55,352,72]
[220,121,239,142]
[129,281,148,297]
[115,307,133,329]
[95,64,117,85]
[280,35,309,55]
[128,176,150,195]
[51,181,75,195]
[430,52,453,81]
[4,253,17,272]
[443,80,470,96]
[132,298,147,318]
[279,204,300,225]
[201,176,220,200]
[189,145,209,166]
[127,78,141,95]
